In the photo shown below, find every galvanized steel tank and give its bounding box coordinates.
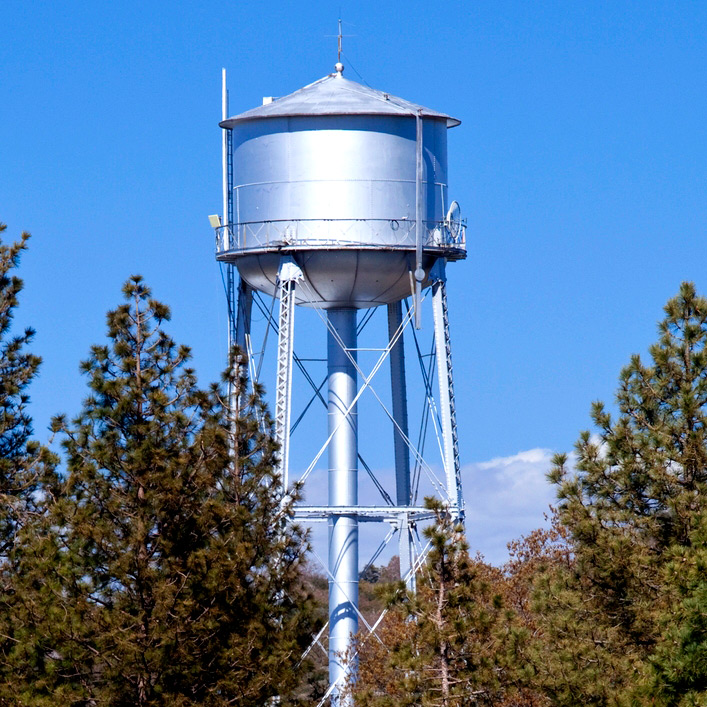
[217,67,465,308]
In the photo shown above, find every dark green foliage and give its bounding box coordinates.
[20,277,318,705]
[646,513,707,706]
[0,223,47,552]
[535,282,707,705]
[0,224,59,705]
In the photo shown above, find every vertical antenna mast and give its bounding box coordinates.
[334,18,345,75]
[337,18,342,63]
[221,68,228,226]
[221,69,237,355]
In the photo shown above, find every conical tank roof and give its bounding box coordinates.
[220,71,461,128]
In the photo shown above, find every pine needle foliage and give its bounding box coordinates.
[0,223,47,549]
[36,276,317,706]
[536,282,707,705]
[646,512,707,706]
[0,223,59,705]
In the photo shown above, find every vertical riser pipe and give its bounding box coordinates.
[327,308,358,705]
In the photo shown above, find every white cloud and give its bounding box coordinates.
[462,448,557,566]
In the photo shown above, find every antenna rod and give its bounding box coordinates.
[337,18,342,63]
[222,68,228,226]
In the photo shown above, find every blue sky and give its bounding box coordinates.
[2,1,705,563]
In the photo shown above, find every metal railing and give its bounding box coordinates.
[214,218,466,255]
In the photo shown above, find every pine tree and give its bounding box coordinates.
[33,276,317,705]
[535,282,707,705]
[0,223,59,704]
[502,523,569,707]
[352,499,523,707]
[0,223,46,554]
[645,511,707,706]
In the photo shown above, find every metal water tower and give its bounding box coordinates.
[211,59,466,705]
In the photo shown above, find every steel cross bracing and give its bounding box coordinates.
[226,279,461,547]
[284,284,450,506]
[225,259,462,706]
[247,292,396,508]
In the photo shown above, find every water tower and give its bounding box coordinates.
[211,59,466,705]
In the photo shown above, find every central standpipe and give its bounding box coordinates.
[327,308,358,703]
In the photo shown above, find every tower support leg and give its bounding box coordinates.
[234,278,252,353]
[431,260,464,520]
[327,308,358,705]
[234,278,254,386]
[228,276,253,437]
[387,301,415,591]
[274,258,302,492]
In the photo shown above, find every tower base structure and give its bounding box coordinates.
[227,256,462,706]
